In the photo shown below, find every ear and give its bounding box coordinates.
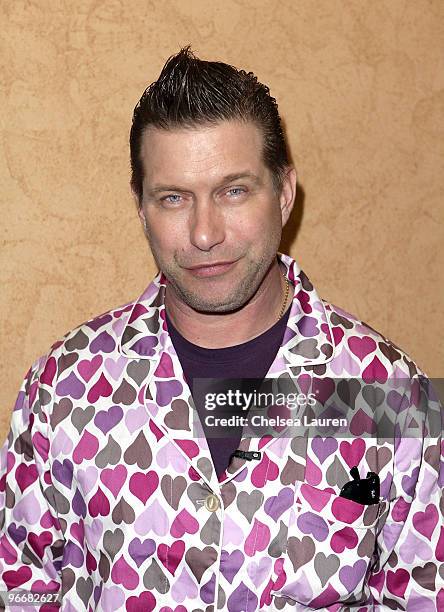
[279,166,297,227]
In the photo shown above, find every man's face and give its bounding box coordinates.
[137,120,294,313]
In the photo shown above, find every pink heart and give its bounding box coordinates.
[154,353,175,378]
[157,442,187,472]
[104,355,127,380]
[0,535,17,564]
[222,515,244,546]
[170,509,199,538]
[125,404,149,434]
[348,336,376,361]
[158,540,185,575]
[87,373,113,403]
[331,497,365,523]
[3,566,32,589]
[29,532,52,558]
[126,592,156,612]
[129,471,159,504]
[87,487,110,518]
[111,554,139,589]
[350,409,377,436]
[32,432,49,462]
[101,465,127,498]
[15,464,38,493]
[78,356,103,382]
[247,557,272,587]
[244,519,270,557]
[73,431,99,464]
[300,484,330,512]
[412,504,438,540]
[305,455,322,485]
[52,429,73,457]
[330,347,360,376]
[339,439,365,469]
[70,521,84,546]
[362,356,388,384]
[171,567,198,602]
[251,455,279,488]
[135,500,169,537]
[84,518,103,549]
[77,466,98,495]
[331,526,358,553]
[398,530,432,563]
[386,568,409,598]
[101,586,125,611]
[13,491,40,524]
[41,357,57,386]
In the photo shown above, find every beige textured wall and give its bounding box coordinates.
[1,1,443,439]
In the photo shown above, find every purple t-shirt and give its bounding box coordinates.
[166,305,291,478]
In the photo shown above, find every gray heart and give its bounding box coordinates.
[143,558,169,594]
[236,490,263,523]
[65,329,89,351]
[161,475,186,510]
[337,379,361,410]
[99,551,110,582]
[326,455,349,488]
[281,456,305,485]
[220,482,236,508]
[314,552,340,587]
[268,520,288,558]
[112,379,137,405]
[200,513,220,546]
[290,339,319,359]
[103,528,124,561]
[95,435,122,468]
[362,385,385,409]
[58,353,79,376]
[76,576,93,606]
[290,436,306,457]
[61,568,75,596]
[144,314,160,334]
[127,360,151,385]
[187,483,210,512]
[358,529,376,558]
[287,535,315,573]
[50,398,73,430]
[165,399,190,431]
[123,431,152,469]
[71,405,94,434]
[112,496,135,525]
[197,457,213,482]
[185,546,217,583]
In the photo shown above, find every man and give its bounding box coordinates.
[0,46,442,611]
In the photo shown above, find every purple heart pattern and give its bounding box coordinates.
[0,253,442,611]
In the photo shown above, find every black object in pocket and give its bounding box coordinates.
[339,466,380,505]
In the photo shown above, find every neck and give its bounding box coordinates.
[164,257,293,348]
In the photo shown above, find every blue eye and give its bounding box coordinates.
[227,187,246,197]
[161,194,182,204]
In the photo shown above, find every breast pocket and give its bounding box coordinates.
[271,482,387,608]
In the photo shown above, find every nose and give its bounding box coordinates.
[189,198,225,251]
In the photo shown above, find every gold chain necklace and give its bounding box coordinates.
[278,274,290,320]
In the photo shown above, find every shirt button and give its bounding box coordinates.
[204,493,220,512]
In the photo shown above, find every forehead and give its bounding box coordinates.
[140,120,267,187]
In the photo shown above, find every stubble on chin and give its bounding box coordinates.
[163,254,275,315]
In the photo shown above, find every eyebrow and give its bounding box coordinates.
[145,172,262,196]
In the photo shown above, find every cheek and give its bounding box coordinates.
[229,205,281,241]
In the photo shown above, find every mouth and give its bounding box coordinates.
[184,259,238,278]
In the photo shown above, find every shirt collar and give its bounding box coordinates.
[118,252,335,369]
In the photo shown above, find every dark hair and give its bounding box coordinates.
[129,46,289,207]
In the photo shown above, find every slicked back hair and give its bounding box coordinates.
[129,46,290,208]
